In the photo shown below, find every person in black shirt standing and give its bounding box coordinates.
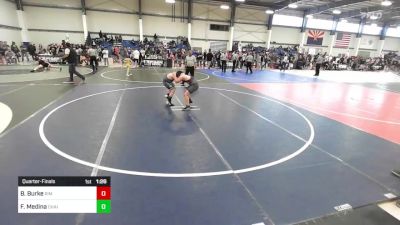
[206,49,213,69]
[216,51,221,68]
[203,51,207,68]
[63,43,85,83]
[28,44,37,60]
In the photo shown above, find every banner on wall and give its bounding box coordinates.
[360,36,376,49]
[306,30,325,46]
[210,41,227,51]
[334,32,351,48]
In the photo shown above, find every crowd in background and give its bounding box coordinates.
[181,46,398,73]
[1,37,399,74]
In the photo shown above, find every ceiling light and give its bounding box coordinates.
[220,4,229,10]
[381,1,392,6]
[265,10,274,14]
[370,14,378,20]
[235,0,245,2]
[306,14,313,19]
[341,19,348,23]
[288,3,298,9]
[165,0,175,3]
[332,9,341,14]
[371,23,377,27]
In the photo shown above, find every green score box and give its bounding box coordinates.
[97,200,111,214]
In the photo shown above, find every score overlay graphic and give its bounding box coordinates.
[18,177,111,213]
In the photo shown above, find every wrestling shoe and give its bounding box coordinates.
[182,105,191,111]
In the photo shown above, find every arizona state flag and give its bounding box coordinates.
[306,30,324,45]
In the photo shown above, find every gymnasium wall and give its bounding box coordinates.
[24,6,83,31]
[271,26,301,45]
[0,0,19,27]
[384,37,400,52]
[0,28,22,44]
[27,32,84,46]
[0,0,21,43]
[192,2,230,21]
[22,0,81,7]
[86,11,139,36]
[1,0,400,55]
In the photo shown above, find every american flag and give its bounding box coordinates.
[335,32,351,48]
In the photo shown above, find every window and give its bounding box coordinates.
[307,18,333,30]
[386,27,400,37]
[363,25,382,35]
[272,14,303,27]
[210,24,229,31]
[337,22,359,33]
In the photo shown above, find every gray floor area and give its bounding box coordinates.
[0,66,399,225]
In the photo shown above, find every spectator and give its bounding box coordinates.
[133,49,140,67]
[206,49,213,69]
[102,48,109,66]
[220,51,227,73]
[88,45,98,73]
[5,48,17,64]
[20,44,29,62]
[11,42,20,63]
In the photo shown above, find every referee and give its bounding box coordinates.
[314,53,323,76]
[88,45,98,74]
[63,43,86,83]
[220,51,227,73]
[245,52,254,74]
[185,50,196,77]
[232,51,238,72]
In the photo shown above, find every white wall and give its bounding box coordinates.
[142,15,186,37]
[236,7,267,24]
[0,0,21,43]
[28,31,83,45]
[192,20,229,41]
[359,34,379,50]
[24,6,83,31]
[0,0,19,27]
[235,23,267,44]
[143,0,183,16]
[86,11,139,35]
[191,39,209,50]
[271,26,300,45]
[193,2,229,21]
[23,0,81,7]
[86,0,137,11]
[384,37,400,52]
[0,28,22,44]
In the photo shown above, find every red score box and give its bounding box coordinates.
[97,186,111,200]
